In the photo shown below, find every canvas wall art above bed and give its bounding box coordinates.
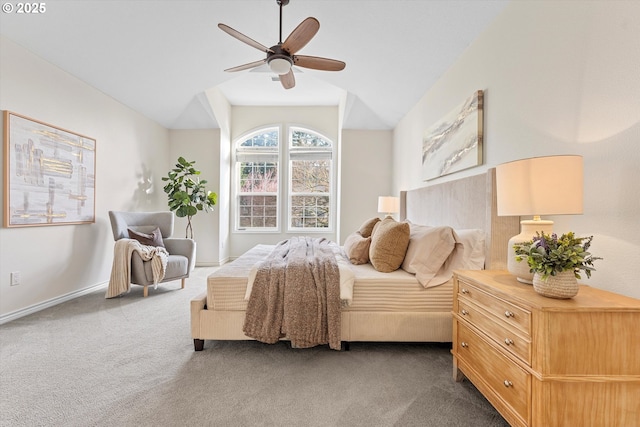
[190,168,519,351]
[422,90,484,181]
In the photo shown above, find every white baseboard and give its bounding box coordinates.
[0,281,108,325]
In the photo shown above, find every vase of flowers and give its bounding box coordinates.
[514,232,601,299]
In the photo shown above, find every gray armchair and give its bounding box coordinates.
[108,211,196,297]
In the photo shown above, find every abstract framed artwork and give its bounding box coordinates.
[422,90,484,181]
[3,111,96,227]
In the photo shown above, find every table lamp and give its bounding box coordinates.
[378,196,400,218]
[496,155,583,283]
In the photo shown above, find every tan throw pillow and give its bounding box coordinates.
[128,227,165,248]
[343,232,372,265]
[358,217,381,238]
[401,224,456,287]
[369,218,410,272]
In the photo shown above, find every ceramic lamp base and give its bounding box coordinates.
[507,219,554,284]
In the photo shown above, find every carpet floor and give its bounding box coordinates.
[0,267,509,427]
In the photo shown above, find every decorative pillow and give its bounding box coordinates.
[401,224,456,287]
[358,217,381,238]
[343,232,372,265]
[128,227,165,248]
[369,218,410,272]
[450,229,486,270]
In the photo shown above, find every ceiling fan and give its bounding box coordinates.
[218,0,346,89]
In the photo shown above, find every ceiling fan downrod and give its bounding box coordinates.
[277,0,289,44]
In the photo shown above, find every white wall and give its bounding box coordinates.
[168,129,221,266]
[392,1,640,298]
[206,88,232,264]
[340,130,393,243]
[0,37,171,320]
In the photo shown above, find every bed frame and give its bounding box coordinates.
[190,168,519,349]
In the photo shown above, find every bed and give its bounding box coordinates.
[190,168,519,350]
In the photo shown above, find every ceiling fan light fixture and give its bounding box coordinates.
[268,57,292,75]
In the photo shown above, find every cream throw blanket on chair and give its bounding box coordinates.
[106,239,169,298]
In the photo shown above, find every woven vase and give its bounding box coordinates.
[532,271,579,299]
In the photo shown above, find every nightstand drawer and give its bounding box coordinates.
[456,322,530,422]
[458,299,531,365]
[458,280,531,336]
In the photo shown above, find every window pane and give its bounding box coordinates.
[291,160,330,193]
[291,129,331,148]
[239,195,278,229]
[290,195,330,229]
[240,129,278,148]
[239,162,278,193]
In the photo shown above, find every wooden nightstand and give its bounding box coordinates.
[452,270,640,427]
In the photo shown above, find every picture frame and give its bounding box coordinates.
[421,90,484,181]
[3,111,96,227]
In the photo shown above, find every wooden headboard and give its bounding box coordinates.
[400,168,519,270]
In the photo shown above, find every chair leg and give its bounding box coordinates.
[181,278,186,289]
[143,285,148,297]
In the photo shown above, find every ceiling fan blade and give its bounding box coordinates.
[218,23,274,53]
[279,70,295,89]
[293,55,346,71]
[224,59,266,72]
[281,17,319,54]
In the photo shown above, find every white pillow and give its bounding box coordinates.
[450,229,486,270]
[401,223,457,287]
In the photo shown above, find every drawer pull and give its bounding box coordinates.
[503,380,513,387]
[461,288,469,294]
[504,310,515,318]
[504,338,514,346]
[460,342,469,348]
[461,309,469,316]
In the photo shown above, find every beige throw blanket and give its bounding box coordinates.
[106,239,169,299]
[243,237,342,350]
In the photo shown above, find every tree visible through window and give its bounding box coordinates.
[237,129,279,229]
[289,128,332,230]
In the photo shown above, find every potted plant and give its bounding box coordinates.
[162,157,217,239]
[514,231,601,299]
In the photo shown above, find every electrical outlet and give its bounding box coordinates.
[10,271,20,286]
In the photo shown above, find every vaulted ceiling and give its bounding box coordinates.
[0,0,509,130]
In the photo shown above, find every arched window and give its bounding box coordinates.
[289,128,332,230]
[235,128,279,229]
[233,126,334,232]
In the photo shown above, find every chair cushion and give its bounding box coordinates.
[128,227,165,248]
[141,254,189,284]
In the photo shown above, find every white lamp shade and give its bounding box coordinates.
[378,196,399,215]
[496,155,584,284]
[496,155,583,217]
[268,57,292,75]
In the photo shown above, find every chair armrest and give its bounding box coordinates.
[164,238,196,271]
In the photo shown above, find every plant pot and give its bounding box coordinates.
[532,271,579,299]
